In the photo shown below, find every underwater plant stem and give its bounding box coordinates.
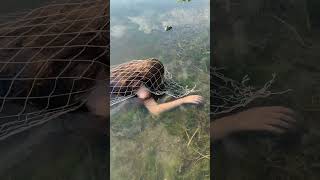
[187,127,199,147]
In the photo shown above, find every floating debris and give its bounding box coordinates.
[165,26,173,31]
[177,0,192,2]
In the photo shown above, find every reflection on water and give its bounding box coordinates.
[111,0,210,179]
[111,0,209,64]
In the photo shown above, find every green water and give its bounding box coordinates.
[110,0,210,179]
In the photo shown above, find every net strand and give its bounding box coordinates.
[211,67,291,116]
[110,59,196,106]
[0,0,108,140]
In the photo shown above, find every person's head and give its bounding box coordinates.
[136,85,152,100]
[142,58,166,93]
[110,58,166,98]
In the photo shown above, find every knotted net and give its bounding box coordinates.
[0,0,109,140]
[110,58,196,106]
[212,67,291,116]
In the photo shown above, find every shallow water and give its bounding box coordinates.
[110,0,210,179]
[111,0,209,65]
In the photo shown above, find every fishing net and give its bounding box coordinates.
[110,58,196,106]
[0,0,109,140]
[211,67,291,116]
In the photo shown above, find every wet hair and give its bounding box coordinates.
[0,0,109,109]
[110,58,166,99]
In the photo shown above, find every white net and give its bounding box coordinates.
[110,58,196,106]
[0,0,109,140]
[211,67,291,116]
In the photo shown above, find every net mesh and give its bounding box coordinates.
[110,58,196,106]
[0,0,109,140]
[211,67,291,116]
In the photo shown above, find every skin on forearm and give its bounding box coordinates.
[86,70,108,118]
[211,116,238,142]
[211,106,297,142]
[143,97,184,116]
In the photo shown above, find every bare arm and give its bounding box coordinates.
[211,116,237,142]
[211,106,297,142]
[143,95,203,116]
[85,70,108,118]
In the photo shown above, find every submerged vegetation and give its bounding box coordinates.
[111,0,210,179]
[111,28,210,180]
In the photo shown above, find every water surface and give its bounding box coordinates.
[110,0,210,179]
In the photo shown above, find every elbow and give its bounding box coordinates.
[147,107,162,116]
[149,109,161,117]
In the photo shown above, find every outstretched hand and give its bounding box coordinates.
[181,95,204,105]
[211,106,297,141]
[231,106,297,134]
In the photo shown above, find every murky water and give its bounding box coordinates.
[110,0,210,179]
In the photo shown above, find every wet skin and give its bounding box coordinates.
[85,73,296,142]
